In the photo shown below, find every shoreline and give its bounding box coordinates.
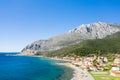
[32,56,94,80]
[57,62,94,80]
[15,55,94,80]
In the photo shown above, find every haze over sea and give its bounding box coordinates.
[0,52,73,80]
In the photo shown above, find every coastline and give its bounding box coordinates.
[57,62,94,80]
[15,54,94,80]
[42,57,94,80]
[31,56,93,80]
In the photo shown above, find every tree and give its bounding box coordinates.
[93,59,98,67]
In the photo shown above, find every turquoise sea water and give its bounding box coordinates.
[0,53,73,80]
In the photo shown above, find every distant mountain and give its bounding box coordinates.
[20,22,120,55]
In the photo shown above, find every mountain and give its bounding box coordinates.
[47,32,120,57]
[105,31,120,38]
[20,22,120,55]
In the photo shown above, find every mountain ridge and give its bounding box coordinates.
[47,32,120,57]
[20,22,120,55]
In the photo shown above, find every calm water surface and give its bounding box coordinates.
[0,53,73,80]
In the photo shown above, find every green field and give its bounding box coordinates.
[90,71,120,80]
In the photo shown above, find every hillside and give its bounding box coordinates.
[21,22,120,55]
[46,32,120,57]
[106,31,120,38]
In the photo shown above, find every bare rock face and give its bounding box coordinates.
[21,22,120,55]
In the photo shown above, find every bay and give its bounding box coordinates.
[0,53,73,80]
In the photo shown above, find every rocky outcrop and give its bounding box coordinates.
[21,22,120,55]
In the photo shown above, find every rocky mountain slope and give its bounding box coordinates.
[21,22,120,55]
[47,32,120,57]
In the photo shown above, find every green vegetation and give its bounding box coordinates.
[46,32,120,57]
[90,72,120,80]
[103,64,112,71]
[106,32,120,38]
[93,59,98,67]
[47,38,120,57]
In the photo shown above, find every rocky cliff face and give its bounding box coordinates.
[21,22,120,55]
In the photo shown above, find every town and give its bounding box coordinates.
[56,54,120,79]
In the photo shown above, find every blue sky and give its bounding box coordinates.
[0,0,120,52]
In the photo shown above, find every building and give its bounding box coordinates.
[110,67,120,77]
[114,58,120,65]
[110,58,120,77]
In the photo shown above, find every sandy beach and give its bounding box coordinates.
[57,63,94,80]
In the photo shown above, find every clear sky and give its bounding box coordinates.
[0,0,120,52]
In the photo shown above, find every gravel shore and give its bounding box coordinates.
[57,63,94,80]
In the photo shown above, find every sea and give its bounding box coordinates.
[0,52,73,80]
